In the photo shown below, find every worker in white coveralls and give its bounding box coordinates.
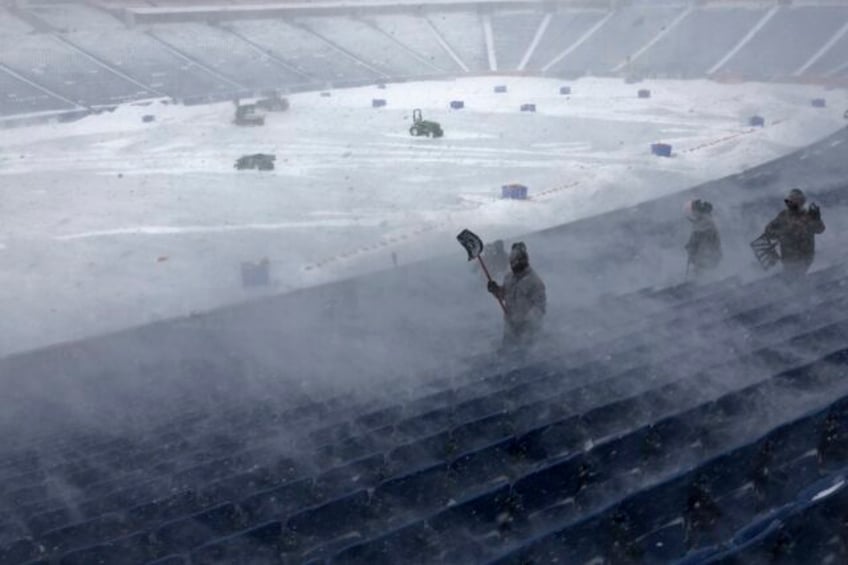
[487,242,547,350]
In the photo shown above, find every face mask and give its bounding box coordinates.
[511,258,528,273]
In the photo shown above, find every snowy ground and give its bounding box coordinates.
[0,76,845,356]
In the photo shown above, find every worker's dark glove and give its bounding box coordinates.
[809,203,821,220]
[487,280,499,294]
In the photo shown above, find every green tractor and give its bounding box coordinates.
[409,108,443,138]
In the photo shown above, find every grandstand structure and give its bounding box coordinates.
[1,0,848,123]
[2,0,848,564]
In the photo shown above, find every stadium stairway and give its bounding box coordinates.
[2,256,848,564]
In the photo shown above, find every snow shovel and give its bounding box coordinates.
[457,229,508,314]
[750,234,780,270]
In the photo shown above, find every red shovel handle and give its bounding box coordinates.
[478,256,508,315]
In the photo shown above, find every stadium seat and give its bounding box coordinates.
[285,489,372,544]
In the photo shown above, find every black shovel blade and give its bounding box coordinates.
[457,229,484,261]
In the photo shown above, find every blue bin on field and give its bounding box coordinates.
[651,143,672,157]
[450,100,465,109]
[559,86,572,95]
[749,115,765,127]
[501,184,528,199]
[372,99,387,108]
[494,85,508,93]
[638,89,651,99]
[520,103,536,112]
[812,98,826,108]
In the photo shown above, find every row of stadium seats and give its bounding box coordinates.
[2,253,847,563]
[1,3,847,116]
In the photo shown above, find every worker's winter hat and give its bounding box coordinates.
[510,242,529,265]
[684,199,712,218]
[785,188,806,206]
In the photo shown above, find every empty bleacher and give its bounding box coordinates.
[521,9,607,72]
[226,19,379,86]
[718,5,848,80]
[63,28,231,100]
[0,70,73,117]
[1,1,847,117]
[545,4,687,76]
[367,14,462,74]
[634,6,767,78]
[297,16,439,79]
[0,32,152,107]
[26,2,124,32]
[2,261,848,563]
[490,10,544,71]
[148,23,307,92]
[803,26,848,78]
[0,7,34,35]
[426,11,489,73]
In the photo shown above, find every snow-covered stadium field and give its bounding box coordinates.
[0,76,845,356]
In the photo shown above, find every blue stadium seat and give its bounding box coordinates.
[638,521,687,563]
[754,452,820,510]
[285,490,371,543]
[454,393,510,422]
[513,417,587,463]
[428,482,514,535]
[355,405,404,431]
[388,431,454,471]
[77,477,160,515]
[125,490,210,528]
[147,556,188,565]
[315,454,386,499]
[308,420,357,447]
[155,502,243,554]
[449,437,517,486]
[27,507,74,537]
[513,457,585,513]
[446,413,513,456]
[615,474,690,537]
[718,485,758,533]
[394,407,454,438]
[314,434,382,468]
[333,521,437,564]
[57,531,150,565]
[0,538,40,564]
[372,462,451,513]
[40,512,131,557]
[239,478,318,525]
[203,467,284,502]
[190,521,282,564]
